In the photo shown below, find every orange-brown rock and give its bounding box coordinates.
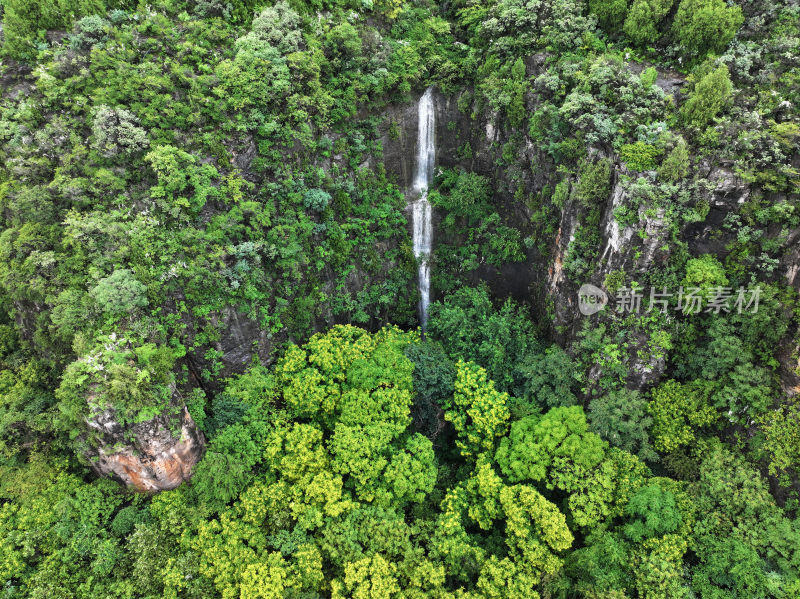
[87,405,204,492]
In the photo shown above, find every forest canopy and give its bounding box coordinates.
[0,0,799,598]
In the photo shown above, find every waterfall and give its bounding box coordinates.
[411,87,435,330]
[412,88,435,193]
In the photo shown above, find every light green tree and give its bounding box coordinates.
[672,0,743,58]
[648,380,717,453]
[496,406,647,528]
[623,0,675,46]
[432,461,574,595]
[444,360,511,460]
[680,65,733,130]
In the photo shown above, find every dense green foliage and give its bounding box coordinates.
[1,0,799,597]
[623,0,675,48]
[681,64,734,130]
[672,0,744,58]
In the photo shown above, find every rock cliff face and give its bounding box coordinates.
[182,303,276,381]
[87,402,204,492]
[377,84,553,308]
[377,60,800,395]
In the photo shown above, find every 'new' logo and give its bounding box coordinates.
[578,284,608,315]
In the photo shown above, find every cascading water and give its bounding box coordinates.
[411,87,435,330]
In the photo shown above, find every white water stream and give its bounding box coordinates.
[411,87,435,330]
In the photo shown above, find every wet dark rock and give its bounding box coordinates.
[626,60,686,98]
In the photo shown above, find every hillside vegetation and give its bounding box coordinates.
[0,1,799,598]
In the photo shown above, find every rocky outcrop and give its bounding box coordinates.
[547,199,581,318]
[778,228,800,398]
[626,61,686,97]
[205,305,275,376]
[87,403,204,492]
[549,169,671,328]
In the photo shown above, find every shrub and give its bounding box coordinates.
[657,138,690,181]
[185,387,208,433]
[517,345,579,410]
[206,394,249,437]
[236,1,302,57]
[2,0,59,58]
[326,22,363,59]
[640,66,658,88]
[589,0,629,30]
[682,254,728,297]
[506,57,528,127]
[145,145,219,218]
[433,170,493,225]
[549,181,568,210]
[541,0,599,52]
[680,65,733,130]
[89,269,148,318]
[191,423,261,511]
[623,0,675,47]
[50,288,95,342]
[2,0,104,59]
[110,506,146,537]
[303,188,331,212]
[108,9,130,24]
[760,403,800,477]
[91,106,149,158]
[603,269,626,294]
[672,0,744,58]
[191,0,263,23]
[69,14,110,50]
[574,158,612,207]
[485,224,525,267]
[588,388,657,462]
[620,142,661,171]
[194,0,231,18]
[623,483,682,541]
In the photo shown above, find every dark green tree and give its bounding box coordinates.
[589,388,657,462]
